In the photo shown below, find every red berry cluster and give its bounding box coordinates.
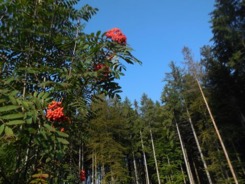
[94,63,110,80]
[94,63,105,71]
[46,101,66,122]
[80,169,86,181]
[105,28,127,45]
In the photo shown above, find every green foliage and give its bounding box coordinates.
[0,0,140,183]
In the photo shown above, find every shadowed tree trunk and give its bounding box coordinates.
[140,130,150,184]
[175,119,195,184]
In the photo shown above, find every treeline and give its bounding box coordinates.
[0,0,245,184]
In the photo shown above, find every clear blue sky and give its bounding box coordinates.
[78,0,215,103]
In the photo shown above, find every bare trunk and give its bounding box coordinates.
[196,78,238,184]
[182,47,238,184]
[186,108,213,184]
[95,154,97,184]
[140,130,150,184]
[132,152,139,184]
[193,161,201,184]
[150,128,161,184]
[79,146,81,172]
[92,152,95,184]
[180,164,187,184]
[175,120,195,184]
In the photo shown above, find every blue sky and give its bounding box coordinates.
[78,0,215,103]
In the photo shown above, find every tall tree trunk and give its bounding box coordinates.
[79,146,81,171]
[193,161,201,184]
[150,128,161,184]
[92,152,95,184]
[180,164,187,184]
[186,108,213,184]
[182,47,239,184]
[140,130,150,184]
[196,78,238,184]
[95,154,97,184]
[175,120,195,184]
[132,152,139,184]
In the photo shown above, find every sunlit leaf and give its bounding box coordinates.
[6,120,25,125]
[5,126,14,136]
[0,105,20,112]
[57,137,69,145]
[1,113,24,120]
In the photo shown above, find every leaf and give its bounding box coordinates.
[57,137,69,145]
[32,173,49,178]
[0,124,4,135]
[44,123,55,131]
[6,120,25,125]
[22,101,30,110]
[1,113,24,120]
[56,131,69,138]
[5,126,14,136]
[26,117,32,124]
[0,105,20,112]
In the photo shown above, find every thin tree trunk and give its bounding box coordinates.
[196,78,238,184]
[175,120,195,184]
[150,128,161,184]
[186,108,213,184]
[140,130,150,184]
[182,47,239,184]
[92,152,95,184]
[79,146,81,172]
[193,161,201,184]
[132,152,139,184]
[95,154,97,184]
[180,164,187,184]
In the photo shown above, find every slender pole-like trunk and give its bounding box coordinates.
[186,108,213,184]
[132,152,139,184]
[150,128,161,184]
[92,152,94,184]
[95,154,97,184]
[193,161,201,184]
[183,47,239,184]
[79,146,81,172]
[196,79,238,184]
[140,130,150,184]
[175,120,195,184]
[180,164,187,184]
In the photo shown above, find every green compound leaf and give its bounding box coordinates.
[0,105,20,112]
[0,113,24,120]
[6,120,25,125]
[57,137,69,145]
